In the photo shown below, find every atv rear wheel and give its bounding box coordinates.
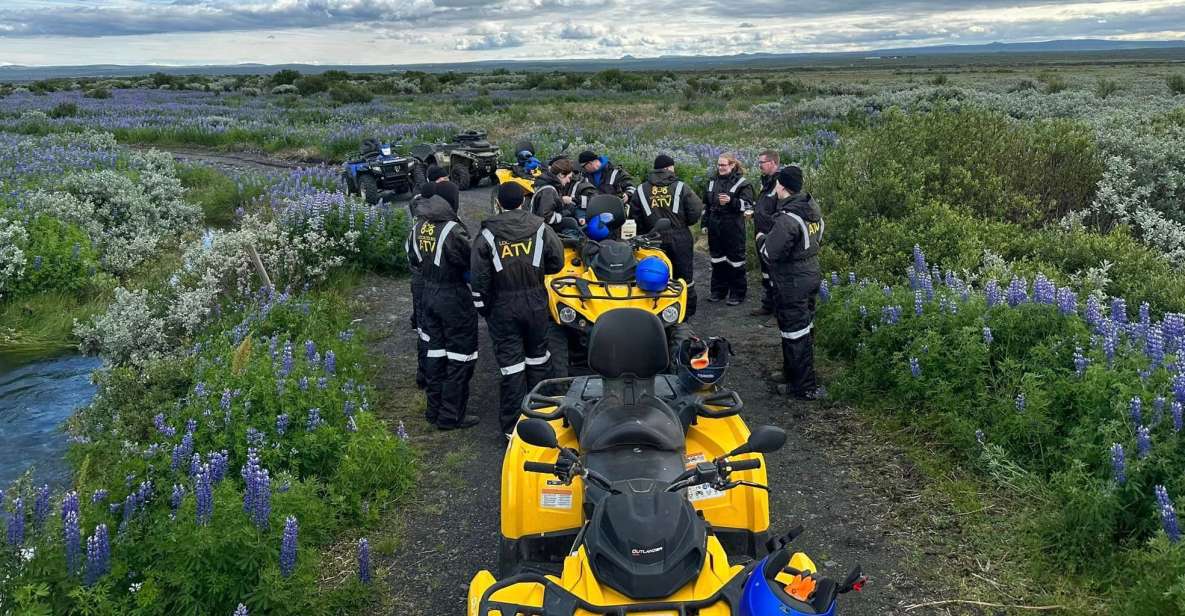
[358,173,381,205]
[342,172,358,195]
[450,163,472,190]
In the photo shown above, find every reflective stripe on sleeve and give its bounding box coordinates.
[482,228,504,272]
[433,221,456,267]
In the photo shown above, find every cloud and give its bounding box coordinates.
[559,22,605,40]
[455,31,525,50]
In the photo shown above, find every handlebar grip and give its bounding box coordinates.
[524,461,557,474]
[727,458,761,472]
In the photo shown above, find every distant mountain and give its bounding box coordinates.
[1,38,1183,81]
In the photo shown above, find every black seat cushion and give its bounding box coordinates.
[587,309,668,379]
[589,241,637,283]
[579,392,684,452]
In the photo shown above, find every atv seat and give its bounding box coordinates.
[575,309,685,452]
[585,240,637,283]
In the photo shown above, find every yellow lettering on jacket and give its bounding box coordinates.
[499,239,534,258]
[417,222,437,254]
[807,222,821,236]
[649,185,673,209]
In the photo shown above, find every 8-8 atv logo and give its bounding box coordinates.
[417,222,438,254]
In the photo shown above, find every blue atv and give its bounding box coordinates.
[342,138,415,204]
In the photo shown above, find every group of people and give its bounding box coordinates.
[404,146,824,436]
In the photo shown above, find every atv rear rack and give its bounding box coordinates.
[550,277,684,303]
[476,564,753,616]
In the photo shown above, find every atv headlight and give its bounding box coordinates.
[559,306,578,324]
[661,305,680,324]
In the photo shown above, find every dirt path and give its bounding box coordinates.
[156,146,966,615]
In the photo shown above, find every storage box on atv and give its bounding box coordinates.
[341,139,414,204]
[409,129,501,191]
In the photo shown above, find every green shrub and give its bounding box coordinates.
[85,87,111,99]
[48,102,79,118]
[1039,71,1069,94]
[1168,74,1185,96]
[1095,78,1121,99]
[3,215,100,298]
[269,69,302,87]
[328,83,373,105]
[294,75,329,96]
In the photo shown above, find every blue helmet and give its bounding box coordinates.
[740,557,838,616]
[586,212,613,241]
[636,256,670,293]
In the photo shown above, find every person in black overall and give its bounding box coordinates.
[531,157,578,227]
[758,165,824,400]
[703,152,756,306]
[471,183,565,436]
[750,149,781,317]
[629,154,704,318]
[408,185,480,429]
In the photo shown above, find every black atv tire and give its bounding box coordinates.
[411,163,427,194]
[358,173,380,205]
[450,163,472,190]
[343,172,358,195]
[498,536,522,578]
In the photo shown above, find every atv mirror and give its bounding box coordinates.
[728,425,787,457]
[517,419,559,449]
[653,219,673,232]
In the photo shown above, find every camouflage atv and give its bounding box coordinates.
[410,130,500,191]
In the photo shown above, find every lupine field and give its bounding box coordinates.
[1,58,1185,613]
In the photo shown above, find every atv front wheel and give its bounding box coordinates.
[450,163,472,190]
[358,173,380,205]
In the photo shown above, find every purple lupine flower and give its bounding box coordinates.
[7,497,25,546]
[1173,401,1183,433]
[306,408,322,431]
[242,449,261,513]
[64,510,81,575]
[298,376,309,391]
[1140,302,1151,326]
[170,484,185,516]
[324,350,336,375]
[1175,372,1185,404]
[61,490,79,524]
[33,484,50,528]
[85,524,110,586]
[914,291,923,316]
[190,452,203,478]
[195,464,213,526]
[276,414,289,436]
[1085,295,1103,330]
[252,468,271,531]
[317,377,328,390]
[1111,298,1128,324]
[975,429,985,445]
[1163,313,1185,353]
[1056,287,1077,316]
[358,538,372,584]
[344,399,356,417]
[339,330,355,342]
[1074,347,1089,377]
[194,382,207,398]
[246,427,264,447]
[1110,443,1126,484]
[1147,325,1165,368]
[883,285,892,297]
[985,280,1001,308]
[280,342,294,377]
[1006,276,1028,307]
[912,245,926,278]
[1131,396,1144,428]
[347,416,359,432]
[830,272,839,286]
[848,272,856,285]
[1015,393,1026,412]
[982,327,993,344]
[220,389,233,411]
[909,357,921,378]
[91,489,108,504]
[280,516,299,577]
[1136,426,1152,459]
[1103,322,1119,365]
[819,281,830,302]
[210,450,229,483]
[234,604,249,616]
[859,305,869,319]
[397,421,409,440]
[1032,274,1055,304]
[1156,485,1180,543]
[1154,397,1167,425]
[305,339,317,363]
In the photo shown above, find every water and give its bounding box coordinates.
[0,354,102,489]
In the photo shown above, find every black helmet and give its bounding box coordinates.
[673,336,732,391]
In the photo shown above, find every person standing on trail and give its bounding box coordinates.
[471,183,565,437]
[629,154,704,318]
[703,153,756,306]
[750,150,781,317]
[408,185,481,430]
[531,157,577,226]
[758,165,823,400]
[577,150,636,202]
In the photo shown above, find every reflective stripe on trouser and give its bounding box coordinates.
[755,231,775,310]
[486,298,552,433]
[661,228,697,319]
[707,214,747,301]
[774,293,818,396]
[420,283,479,427]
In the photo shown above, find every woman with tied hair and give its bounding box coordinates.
[530,157,577,227]
[703,152,756,306]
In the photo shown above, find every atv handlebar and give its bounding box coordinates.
[724,458,762,472]
[523,461,556,474]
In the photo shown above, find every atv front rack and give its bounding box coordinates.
[550,277,684,303]
[476,565,753,616]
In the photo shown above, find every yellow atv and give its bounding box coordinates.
[468,309,866,615]
[491,141,542,215]
[547,196,688,374]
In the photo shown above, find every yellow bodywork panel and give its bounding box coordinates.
[547,246,686,327]
[468,540,744,616]
[501,413,769,540]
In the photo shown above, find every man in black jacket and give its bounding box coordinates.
[750,149,781,316]
[471,183,565,435]
[408,189,480,429]
[630,154,704,318]
[758,165,823,400]
[577,150,636,201]
[531,157,577,226]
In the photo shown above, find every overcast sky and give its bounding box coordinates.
[0,0,1182,66]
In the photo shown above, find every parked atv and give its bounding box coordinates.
[490,140,542,215]
[468,309,867,615]
[410,130,500,191]
[341,138,414,204]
